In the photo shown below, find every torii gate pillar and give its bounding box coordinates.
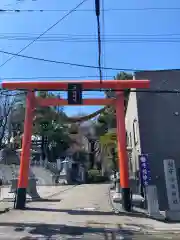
[14,91,35,209]
[116,93,131,211]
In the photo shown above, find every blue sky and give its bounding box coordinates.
[0,0,180,116]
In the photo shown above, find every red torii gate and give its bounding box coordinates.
[0,79,150,211]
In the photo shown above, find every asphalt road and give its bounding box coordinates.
[0,184,179,239]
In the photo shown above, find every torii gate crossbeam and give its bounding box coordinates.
[1,79,148,90]
[0,79,150,212]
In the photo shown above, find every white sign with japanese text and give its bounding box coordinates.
[163,159,180,211]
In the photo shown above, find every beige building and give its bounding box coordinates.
[125,69,180,210]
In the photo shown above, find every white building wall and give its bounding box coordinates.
[125,88,142,177]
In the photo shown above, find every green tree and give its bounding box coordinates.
[95,72,133,137]
[33,91,72,161]
[11,91,72,160]
[94,72,133,172]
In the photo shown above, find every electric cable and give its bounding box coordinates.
[0,75,113,80]
[1,36,180,43]
[101,0,106,81]
[1,7,180,13]
[1,32,180,43]
[0,0,88,69]
[1,48,178,72]
[95,0,103,84]
[0,33,180,36]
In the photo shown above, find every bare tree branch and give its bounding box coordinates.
[0,92,17,148]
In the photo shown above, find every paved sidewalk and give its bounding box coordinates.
[0,204,9,214]
[0,186,13,214]
[0,185,77,214]
[0,184,179,239]
[0,185,76,201]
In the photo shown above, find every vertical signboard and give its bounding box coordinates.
[163,159,180,211]
[146,185,161,217]
[139,154,151,186]
[68,83,82,105]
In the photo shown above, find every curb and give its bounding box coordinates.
[0,207,10,214]
[108,188,167,221]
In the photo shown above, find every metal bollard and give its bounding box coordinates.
[115,178,121,193]
[115,181,121,193]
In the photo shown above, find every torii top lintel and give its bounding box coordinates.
[0,79,150,91]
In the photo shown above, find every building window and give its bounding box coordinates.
[129,132,132,147]
[126,131,132,147]
[128,150,133,176]
[133,119,139,146]
[126,131,129,146]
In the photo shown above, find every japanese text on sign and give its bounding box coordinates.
[68,83,82,105]
[163,159,180,211]
[139,154,151,186]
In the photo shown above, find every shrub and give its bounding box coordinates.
[87,169,108,183]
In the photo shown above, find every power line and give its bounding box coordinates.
[0,48,179,72]
[1,35,180,43]
[95,0,103,83]
[1,7,180,12]
[101,0,106,80]
[0,0,88,69]
[2,39,180,44]
[0,75,113,80]
[0,48,151,71]
[0,33,180,36]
